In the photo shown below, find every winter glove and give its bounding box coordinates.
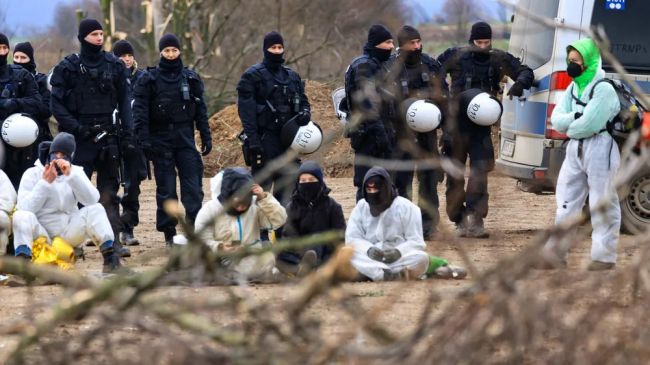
[382,248,401,264]
[507,82,525,98]
[0,99,17,114]
[249,145,264,169]
[367,247,384,262]
[296,111,311,127]
[201,136,212,156]
[574,112,583,120]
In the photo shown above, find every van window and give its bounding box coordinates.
[591,0,650,73]
[509,0,560,69]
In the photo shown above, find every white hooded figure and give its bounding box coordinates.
[12,133,123,273]
[0,169,17,253]
[194,167,287,282]
[346,166,430,281]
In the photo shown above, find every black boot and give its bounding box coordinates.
[100,241,122,273]
[164,228,176,248]
[120,227,140,246]
[114,237,131,257]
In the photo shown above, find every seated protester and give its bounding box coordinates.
[346,167,466,281]
[12,133,124,273]
[277,161,346,276]
[194,167,287,282]
[0,169,17,254]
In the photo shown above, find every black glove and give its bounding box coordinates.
[296,111,311,127]
[574,112,583,120]
[249,145,264,169]
[367,247,384,262]
[382,248,401,264]
[0,99,17,114]
[201,137,212,156]
[507,82,525,98]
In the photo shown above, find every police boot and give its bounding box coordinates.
[465,214,489,239]
[100,241,122,274]
[120,227,140,246]
[164,228,176,248]
[114,237,131,258]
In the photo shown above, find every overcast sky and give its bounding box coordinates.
[1,0,503,31]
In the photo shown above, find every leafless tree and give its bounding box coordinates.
[441,0,486,44]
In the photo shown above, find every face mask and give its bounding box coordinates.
[567,61,584,78]
[264,50,285,66]
[298,181,321,201]
[365,191,383,206]
[373,47,392,62]
[0,52,7,67]
[403,48,422,65]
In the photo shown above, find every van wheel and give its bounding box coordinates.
[620,167,650,234]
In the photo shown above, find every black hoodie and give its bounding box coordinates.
[362,166,398,217]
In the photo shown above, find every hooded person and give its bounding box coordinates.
[12,132,125,273]
[0,34,43,190]
[540,38,621,271]
[344,167,430,281]
[0,169,16,254]
[132,33,212,246]
[236,31,311,212]
[344,25,396,201]
[276,161,346,276]
[194,167,287,282]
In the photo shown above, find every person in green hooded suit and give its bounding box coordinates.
[540,38,621,271]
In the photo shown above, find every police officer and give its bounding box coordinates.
[0,34,42,189]
[50,19,133,256]
[113,39,146,247]
[133,33,212,246]
[237,31,311,206]
[437,21,533,238]
[343,25,395,201]
[386,25,448,239]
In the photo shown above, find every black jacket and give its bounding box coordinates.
[284,186,346,238]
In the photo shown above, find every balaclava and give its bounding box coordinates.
[158,34,183,73]
[77,19,104,64]
[13,42,36,73]
[0,33,9,68]
[365,24,393,63]
[362,167,397,217]
[262,31,285,70]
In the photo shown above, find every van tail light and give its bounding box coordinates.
[642,112,650,141]
[545,71,570,139]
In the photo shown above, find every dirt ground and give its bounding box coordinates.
[0,172,642,362]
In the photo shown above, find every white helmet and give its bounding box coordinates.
[2,113,39,148]
[281,120,323,155]
[403,99,442,132]
[464,91,503,126]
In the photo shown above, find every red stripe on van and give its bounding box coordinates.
[545,71,570,139]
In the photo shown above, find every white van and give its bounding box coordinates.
[497,0,650,233]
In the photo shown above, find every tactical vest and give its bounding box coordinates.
[392,54,441,99]
[343,54,382,113]
[454,48,499,95]
[60,54,118,123]
[250,63,303,131]
[0,65,30,100]
[147,67,199,131]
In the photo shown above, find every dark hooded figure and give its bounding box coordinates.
[217,167,255,216]
[276,161,346,276]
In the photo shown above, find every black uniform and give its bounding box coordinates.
[120,65,147,237]
[344,46,396,201]
[50,49,133,247]
[133,57,211,240]
[0,64,43,189]
[386,49,448,237]
[437,45,533,229]
[237,58,310,205]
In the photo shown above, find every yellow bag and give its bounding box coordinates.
[32,236,75,270]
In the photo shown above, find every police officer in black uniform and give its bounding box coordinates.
[343,25,395,201]
[0,34,43,190]
[386,25,448,239]
[237,31,311,206]
[133,34,212,246]
[50,19,133,257]
[113,39,147,247]
[437,21,533,238]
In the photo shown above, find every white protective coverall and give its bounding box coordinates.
[346,196,429,281]
[13,160,114,250]
[194,170,287,280]
[0,169,17,252]
[544,39,621,264]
